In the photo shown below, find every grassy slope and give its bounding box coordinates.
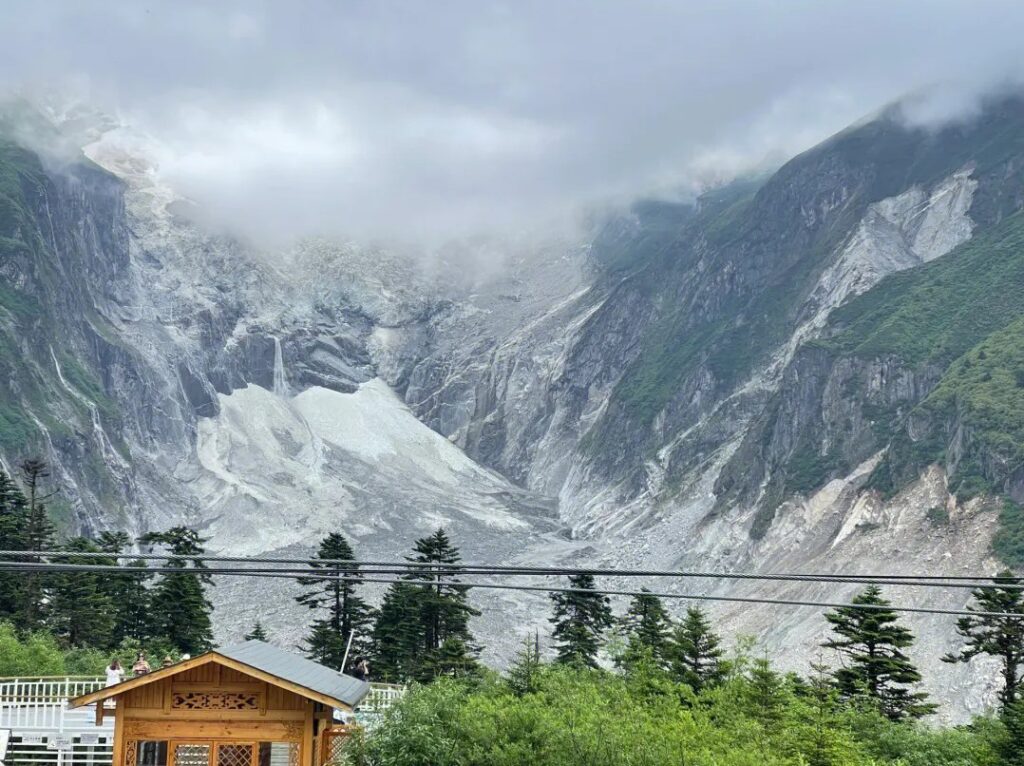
[820,211,1024,366]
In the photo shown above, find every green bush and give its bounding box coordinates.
[344,661,1001,766]
[0,622,66,676]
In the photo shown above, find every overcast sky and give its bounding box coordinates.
[2,1,1023,246]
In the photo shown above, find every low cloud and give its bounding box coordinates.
[2,1,1024,246]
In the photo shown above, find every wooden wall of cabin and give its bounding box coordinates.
[113,663,321,766]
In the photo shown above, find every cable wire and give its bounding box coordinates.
[0,561,1019,619]
[0,550,1018,590]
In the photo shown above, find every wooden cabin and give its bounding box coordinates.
[68,642,369,766]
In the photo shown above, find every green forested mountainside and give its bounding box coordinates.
[814,211,1024,505]
[601,99,1024,440]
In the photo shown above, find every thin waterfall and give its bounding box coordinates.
[50,345,124,466]
[273,336,289,397]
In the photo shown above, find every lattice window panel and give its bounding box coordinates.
[172,692,260,710]
[174,744,211,766]
[217,744,253,766]
[319,728,356,766]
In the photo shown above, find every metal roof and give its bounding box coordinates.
[216,641,370,708]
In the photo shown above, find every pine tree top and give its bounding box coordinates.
[407,527,462,565]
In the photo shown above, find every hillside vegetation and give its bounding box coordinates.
[345,664,1006,766]
[816,212,1024,505]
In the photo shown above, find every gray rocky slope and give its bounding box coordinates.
[3,97,1024,718]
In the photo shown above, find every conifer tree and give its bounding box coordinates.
[17,458,56,631]
[1001,699,1024,766]
[549,573,612,668]
[370,581,422,681]
[669,606,725,692]
[140,527,213,654]
[822,585,936,721]
[943,569,1024,708]
[746,654,787,726]
[429,637,479,678]
[402,528,480,678]
[619,589,672,668]
[0,468,29,622]
[803,659,852,766]
[244,621,268,642]
[49,537,115,648]
[507,633,543,696]
[295,533,374,669]
[98,531,151,644]
[304,621,347,668]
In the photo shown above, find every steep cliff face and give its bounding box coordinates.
[414,97,1024,548]
[3,95,1024,714]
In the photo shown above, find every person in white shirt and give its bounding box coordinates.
[105,659,124,687]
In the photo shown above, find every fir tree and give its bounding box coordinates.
[370,581,422,682]
[140,527,213,654]
[304,621,347,667]
[429,637,479,678]
[822,585,936,721]
[0,468,29,623]
[619,589,672,668]
[746,654,787,726]
[507,633,543,696]
[402,528,480,679]
[15,458,57,631]
[549,573,612,668]
[98,531,151,644]
[804,659,852,766]
[245,621,268,642]
[1001,699,1024,766]
[18,459,56,551]
[48,537,115,648]
[295,533,374,669]
[669,606,724,692]
[943,569,1024,709]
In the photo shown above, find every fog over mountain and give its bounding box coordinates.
[3,1,1024,244]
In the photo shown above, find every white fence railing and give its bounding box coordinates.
[356,683,405,716]
[0,677,109,735]
[0,677,108,706]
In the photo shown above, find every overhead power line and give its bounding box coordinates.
[0,561,1020,619]
[0,550,1018,591]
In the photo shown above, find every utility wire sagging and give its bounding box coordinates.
[0,550,1018,588]
[0,552,1021,619]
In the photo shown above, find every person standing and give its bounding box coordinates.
[105,659,124,687]
[132,652,151,676]
[349,657,370,681]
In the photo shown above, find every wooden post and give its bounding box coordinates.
[111,704,125,766]
[302,701,314,766]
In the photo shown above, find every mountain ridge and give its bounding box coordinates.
[1,95,1024,716]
